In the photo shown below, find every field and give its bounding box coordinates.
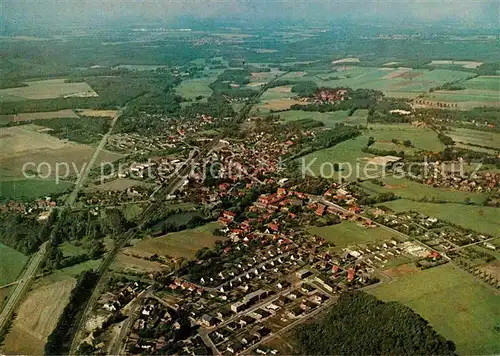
[0,79,97,102]
[259,86,294,101]
[359,176,488,205]
[429,60,483,69]
[76,109,119,119]
[378,199,500,236]
[58,259,102,277]
[463,76,499,91]
[277,110,348,127]
[175,76,217,101]
[0,125,122,179]
[0,178,73,200]
[113,64,166,71]
[59,241,88,258]
[308,221,403,247]
[255,98,306,112]
[88,178,150,192]
[1,275,76,355]
[0,243,29,286]
[370,264,500,355]
[367,123,444,153]
[126,222,225,260]
[446,127,500,150]
[0,109,78,124]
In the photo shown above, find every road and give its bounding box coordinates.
[66,115,118,207]
[0,241,48,332]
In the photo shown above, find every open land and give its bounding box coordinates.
[360,176,488,205]
[0,243,29,286]
[125,222,225,260]
[308,220,403,246]
[446,127,500,150]
[378,199,500,236]
[0,109,78,123]
[76,109,119,119]
[369,264,500,355]
[1,275,76,355]
[0,178,73,200]
[0,79,97,102]
[175,76,217,101]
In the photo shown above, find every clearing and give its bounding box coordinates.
[370,264,500,355]
[1,275,76,355]
[0,79,97,101]
[0,243,29,286]
[308,221,403,247]
[175,76,218,101]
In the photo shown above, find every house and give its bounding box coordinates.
[296,269,312,279]
[201,314,218,327]
[231,301,246,313]
[315,204,326,216]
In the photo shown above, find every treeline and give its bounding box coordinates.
[438,132,455,146]
[310,124,360,149]
[44,270,100,355]
[295,291,456,355]
[291,81,318,97]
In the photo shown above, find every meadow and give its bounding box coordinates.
[175,76,217,101]
[370,264,500,355]
[378,199,500,236]
[0,79,97,102]
[308,221,402,246]
[259,86,293,101]
[1,274,76,355]
[359,176,488,205]
[127,222,225,260]
[0,109,78,124]
[277,109,368,127]
[0,178,73,200]
[0,242,29,285]
[446,127,500,150]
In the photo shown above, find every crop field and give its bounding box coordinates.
[277,110,349,127]
[0,109,78,123]
[0,242,28,286]
[88,178,150,192]
[114,253,164,273]
[429,60,483,69]
[1,275,76,355]
[175,76,217,101]
[370,264,500,355]
[0,125,122,179]
[126,222,225,259]
[378,199,500,236]
[0,178,73,200]
[446,127,500,150]
[0,79,97,101]
[367,123,444,152]
[308,221,402,246]
[462,76,499,91]
[255,98,307,112]
[359,176,488,205]
[113,64,166,71]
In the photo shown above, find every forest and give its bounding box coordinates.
[295,291,456,355]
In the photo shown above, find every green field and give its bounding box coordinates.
[446,127,500,150]
[0,79,97,102]
[370,264,500,355]
[175,76,217,101]
[0,178,73,200]
[59,259,102,277]
[308,221,403,246]
[59,242,88,258]
[367,123,444,153]
[0,243,29,285]
[463,76,500,91]
[260,86,294,101]
[113,64,166,71]
[360,176,488,205]
[424,90,500,103]
[378,199,500,236]
[129,221,224,259]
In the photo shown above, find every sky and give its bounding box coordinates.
[2,0,499,29]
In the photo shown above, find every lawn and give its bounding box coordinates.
[0,242,29,285]
[127,222,225,259]
[308,221,403,246]
[369,264,500,355]
[0,178,73,200]
[0,79,97,101]
[360,176,488,205]
[446,127,500,150]
[378,199,500,236]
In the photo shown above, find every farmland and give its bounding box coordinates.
[1,275,76,355]
[370,264,500,355]
[0,109,78,124]
[125,222,225,260]
[0,79,97,102]
[359,176,488,205]
[0,178,73,200]
[0,125,122,179]
[76,109,119,119]
[308,221,403,246]
[255,98,306,112]
[446,127,500,150]
[378,199,500,236]
[175,76,217,101]
[0,243,29,286]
